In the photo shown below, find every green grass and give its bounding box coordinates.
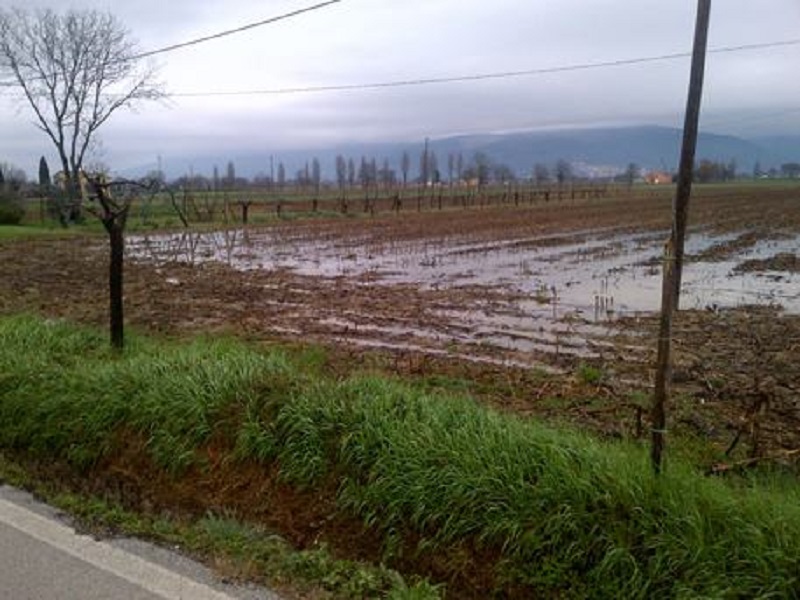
[275,377,800,597]
[576,362,604,385]
[0,224,87,239]
[1,315,800,597]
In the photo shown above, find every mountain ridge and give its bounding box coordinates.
[133,125,800,180]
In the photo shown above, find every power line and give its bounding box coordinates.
[0,2,342,89]
[169,38,800,98]
[132,0,342,60]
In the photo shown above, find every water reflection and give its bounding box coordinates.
[129,226,800,320]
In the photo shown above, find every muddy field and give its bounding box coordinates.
[2,185,800,457]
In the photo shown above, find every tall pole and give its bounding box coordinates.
[651,0,711,475]
[672,0,712,305]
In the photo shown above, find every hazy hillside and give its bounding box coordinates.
[151,125,800,181]
[424,126,780,175]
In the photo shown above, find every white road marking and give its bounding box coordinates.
[0,497,236,600]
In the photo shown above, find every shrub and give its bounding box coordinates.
[0,192,24,225]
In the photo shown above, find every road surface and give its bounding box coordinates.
[0,484,279,600]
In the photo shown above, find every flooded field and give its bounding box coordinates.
[131,225,800,315]
[127,218,800,364]
[2,185,800,449]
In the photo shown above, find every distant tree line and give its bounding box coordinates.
[156,151,589,193]
[7,152,800,209]
[779,162,800,179]
[694,159,738,183]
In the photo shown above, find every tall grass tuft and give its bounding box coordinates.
[273,376,800,597]
[0,315,293,471]
[2,315,800,597]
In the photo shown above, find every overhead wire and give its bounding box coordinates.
[167,38,800,97]
[131,0,342,60]
[0,1,343,87]
[3,5,798,142]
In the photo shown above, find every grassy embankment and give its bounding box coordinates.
[1,315,799,598]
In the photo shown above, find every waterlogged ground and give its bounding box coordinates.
[131,224,800,318]
[127,196,800,365]
[2,185,800,451]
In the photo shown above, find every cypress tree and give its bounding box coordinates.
[38,156,51,188]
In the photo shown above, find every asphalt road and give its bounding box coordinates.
[0,485,280,600]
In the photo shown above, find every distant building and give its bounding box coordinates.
[644,171,673,185]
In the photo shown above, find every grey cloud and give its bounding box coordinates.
[2,0,800,176]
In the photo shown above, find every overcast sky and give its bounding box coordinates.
[2,0,800,176]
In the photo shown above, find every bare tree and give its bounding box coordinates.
[555,159,572,186]
[533,163,550,186]
[401,151,410,188]
[473,152,491,188]
[335,155,347,191]
[369,157,377,187]
[0,8,163,221]
[277,162,286,191]
[358,157,369,188]
[420,140,430,186]
[428,151,439,184]
[224,161,236,189]
[780,162,800,179]
[333,154,346,212]
[85,174,154,349]
[311,157,321,195]
[447,153,455,185]
[0,164,25,224]
[380,158,393,190]
[0,162,26,188]
[347,158,356,188]
[624,162,640,188]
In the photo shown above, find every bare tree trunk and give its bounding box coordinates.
[108,223,124,350]
[86,176,141,350]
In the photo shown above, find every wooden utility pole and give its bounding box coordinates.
[651,0,712,474]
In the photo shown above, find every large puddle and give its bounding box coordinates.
[128,226,800,360]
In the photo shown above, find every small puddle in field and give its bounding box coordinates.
[129,227,800,359]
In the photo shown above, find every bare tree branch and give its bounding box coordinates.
[0,7,163,218]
